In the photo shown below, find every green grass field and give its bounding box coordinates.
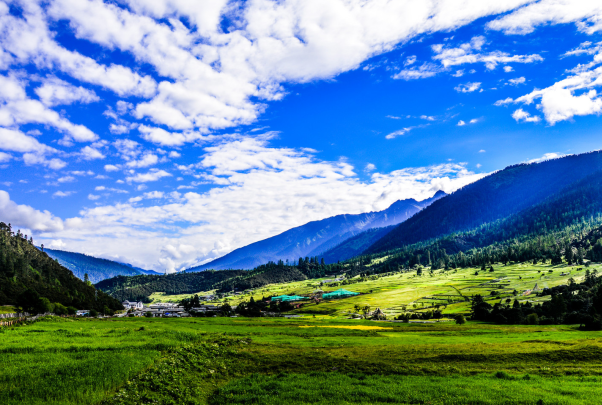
[151,262,595,319]
[2,315,602,404]
[3,262,601,404]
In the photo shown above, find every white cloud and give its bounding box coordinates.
[169,151,181,158]
[104,164,120,172]
[0,152,11,162]
[57,176,75,183]
[479,149,486,153]
[95,186,106,191]
[0,190,63,232]
[25,136,486,270]
[0,127,55,154]
[469,118,478,124]
[88,194,101,200]
[126,169,172,183]
[22,153,67,170]
[476,163,482,168]
[393,63,442,80]
[508,77,526,86]
[526,152,564,164]
[503,66,514,72]
[364,163,376,172]
[34,77,99,107]
[80,146,105,160]
[452,70,464,77]
[47,239,66,249]
[385,128,413,139]
[514,69,602,124]
[53,190,74,198]
[488,1,602,35]
[512,108,541,123]
[138,125,210,147]
[404,55,417,66]
[129,191,165,203]
[455,82,481,93]
[125,153,158,168]
[0,74,97,143]
[432,36,543,70]
[457,120,466,126]
[494,97,514,106]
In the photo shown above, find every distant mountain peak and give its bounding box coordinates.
[187,189,446,271]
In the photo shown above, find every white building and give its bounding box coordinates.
[122,301,144,310]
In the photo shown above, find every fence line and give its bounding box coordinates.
[0,312,54,328]
[0,312,29,319]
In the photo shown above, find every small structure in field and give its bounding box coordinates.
[323,288,359,299]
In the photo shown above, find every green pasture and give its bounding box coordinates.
[152,262,596,319]
[2,316,602,404]
[0,305,17,314]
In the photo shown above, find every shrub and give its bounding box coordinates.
[526,313,539,325]
[144,311,153,318]
[454,314,466,325]
[67,306,77,315]
[53,303,67,316]
[494,371,514,380]
[89,309,98,317]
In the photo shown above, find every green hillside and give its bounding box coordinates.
[0,222,122,313]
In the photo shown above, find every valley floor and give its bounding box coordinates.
[2,316,602,404]
[151,262,595,319]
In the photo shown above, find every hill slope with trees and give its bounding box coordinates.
[0,222,122,313]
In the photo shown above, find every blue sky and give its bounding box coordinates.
[2,0,602,271]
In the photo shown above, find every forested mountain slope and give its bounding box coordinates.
[353,168,602,275]
[95,270,247,302]
[188,191,446,271]
[0,222,122,312]
[366,151,602,255]
[44,248,159,283]
[319,226,395,263]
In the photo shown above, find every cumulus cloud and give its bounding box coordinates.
[104,164,120,172]
[26,136,486,271]
[126,169,172,183]
[53,191,74,198]
[457,120,466,126]
[512,108,541,123]
[0,190,64,231]
[80,146,105,160]
[0,74,97,143]
[34,77,99,107]
[125,153,159,168]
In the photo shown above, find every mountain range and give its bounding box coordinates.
[186,190,446,271]
[43,248,160,284]
[366,151,602,255]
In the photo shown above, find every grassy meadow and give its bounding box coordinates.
[3,262,602,404]
[2,315,602,404]
[152,262,596,318]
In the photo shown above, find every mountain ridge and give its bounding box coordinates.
[186,190,446,271]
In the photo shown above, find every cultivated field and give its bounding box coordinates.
[152,262,596,318]
[2,316,602,404]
